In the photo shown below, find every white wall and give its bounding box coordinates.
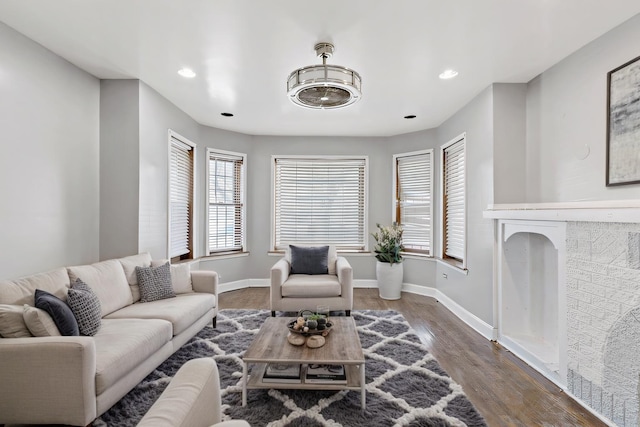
[99,80,140,260]
[526,13,640,202]
[0,22,100,279]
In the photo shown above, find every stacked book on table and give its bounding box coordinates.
[261,364,348,384]
[304,364,347,384]
[262,363,302,383]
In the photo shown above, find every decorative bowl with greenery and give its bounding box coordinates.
[372,223,404,265]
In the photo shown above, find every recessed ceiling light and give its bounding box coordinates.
[178,68,196,78]
[220,112,234,117]
[320,97,329,101]
[404,115,416,119]
[439,69,458,80]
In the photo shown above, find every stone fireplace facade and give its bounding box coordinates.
[485,202,640,427]
[566,221,640,426]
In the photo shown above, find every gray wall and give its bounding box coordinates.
[493,83,527,203]
[526,13,640,202]
[199,135,393,281]
[436,86,495,325]
[138,82,199,259]
[389,129,439,288]
[196,126,253,282]
[0,22,100,279]
[99,80,140,260]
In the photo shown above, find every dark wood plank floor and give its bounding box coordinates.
[219,287,605,427]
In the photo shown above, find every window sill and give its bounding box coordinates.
[436,257,468,275]
[201,252,250,261]
[400,252,433,261]
[267,250,372,257]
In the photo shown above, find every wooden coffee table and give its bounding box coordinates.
[242,316,366,409]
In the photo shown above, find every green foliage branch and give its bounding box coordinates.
[372,223,404,264]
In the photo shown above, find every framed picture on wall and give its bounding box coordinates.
[606,55,640,186]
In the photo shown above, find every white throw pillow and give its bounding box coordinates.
[23,305,61,337]
[0,304,32,338]
[118,253,153,302]
[151,260,193,294]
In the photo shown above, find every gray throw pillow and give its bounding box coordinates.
[136,262,175,303]
[289,245,329,275]
[67,278,102,336]
[35,289,79,336]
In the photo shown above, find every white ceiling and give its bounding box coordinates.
[1,1,639,137]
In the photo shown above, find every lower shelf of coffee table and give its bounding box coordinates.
[247,363,363,390]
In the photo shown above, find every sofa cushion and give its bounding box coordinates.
[281,275,342,298]
[285,244,338,275]
[118,253,153,303]
[94,318,173,394]
[23,305,61,336]
[67,279,102,336]
[136,262,176,303]
[68,259,133,317]
[289,245,329,275]
[104,293,216,336]
[151,260,193,294]
[0,268,70,306]
[0,304,32,338]
[35,289,79,336]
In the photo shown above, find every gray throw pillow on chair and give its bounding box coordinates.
[289,245,329,275]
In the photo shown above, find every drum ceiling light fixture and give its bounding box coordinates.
[287,42,362,109]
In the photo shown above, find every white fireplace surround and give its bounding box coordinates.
[484,200,640,427]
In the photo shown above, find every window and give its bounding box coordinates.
[273,156,367,251]
[441,134,466,267]
[169,131,195,260]
[207,149,246,255]
[393,149,433,256]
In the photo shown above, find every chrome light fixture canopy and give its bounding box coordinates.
[287,42,362,109]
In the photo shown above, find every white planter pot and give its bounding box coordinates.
[376,261,403,300]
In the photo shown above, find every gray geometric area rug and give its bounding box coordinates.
[95,309,486,426]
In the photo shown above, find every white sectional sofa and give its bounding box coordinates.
[0,253,218,426]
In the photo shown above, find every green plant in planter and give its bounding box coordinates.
[372,223,404,265]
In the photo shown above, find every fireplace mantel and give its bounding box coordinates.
[484,200,640,223]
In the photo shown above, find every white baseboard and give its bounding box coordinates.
[219,279,493,340]
[219,278,269,293]
[432,290,495,340]
[563,390,617,427]
[354,279,378,288]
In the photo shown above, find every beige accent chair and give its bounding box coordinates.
[270,245,353,316]
[138,358,249,427]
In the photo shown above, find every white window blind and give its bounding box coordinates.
[169,137,194,258]
[395,150,433,255]
[443,137,465,261]
[273,157,367,251]
[208,150,245,254]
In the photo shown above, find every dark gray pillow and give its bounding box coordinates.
[67,278,102,336]
[136,262,175,303]
[290,245,329,275]
[34,289,79,336]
